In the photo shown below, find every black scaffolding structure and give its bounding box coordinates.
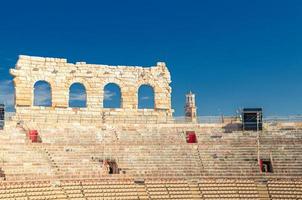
[242,108,263,131]
[0,104,4,129]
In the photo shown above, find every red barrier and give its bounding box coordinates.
[186,131,197,143]
[259,159,263,172]
[28,130,38,143]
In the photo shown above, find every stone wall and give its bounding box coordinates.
[10,55,173,124]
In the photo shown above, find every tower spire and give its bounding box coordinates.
[185,91,197,123]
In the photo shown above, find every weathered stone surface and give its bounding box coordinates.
[10,55,174,124]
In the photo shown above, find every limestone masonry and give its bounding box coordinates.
[2,55,302,199]
[10,55,173,124]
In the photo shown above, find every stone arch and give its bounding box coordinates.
[137,84,155,109]
[68,82,87,108]
[65,78,91,94]
[33,80,52,107]
[66,78,92,108]
[10,56,173,123]
[103,82,122,108]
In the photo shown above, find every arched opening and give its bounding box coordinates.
[103,83,121,108]
[138,84,154,109]
[33,80,52,107]
[69,83,87,108]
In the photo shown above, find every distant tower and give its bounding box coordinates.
[185,91,197,123]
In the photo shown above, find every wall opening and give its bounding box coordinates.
[102,159,119,174]
[69,83,87,108]
[0,167,5,180]
[103,83,121,108]
[138,84,154,109]
[260,159,273,173]
[108,160,119,174]
[33,80,52,107]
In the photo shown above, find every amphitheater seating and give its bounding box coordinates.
[145,179,195,199]
[0,181,67,200]
[3,178,302,199]
[197,130,260,176]
[267,179,302,199]
[80,179,148,200]
[37,143,202,179]
[198,179,260,199]
[1,123,302,199]
[2,125,302,180]
[259,132,302,177]
[0,144,54,181]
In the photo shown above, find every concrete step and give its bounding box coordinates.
[257,183,270,200]
[188,182,202,199]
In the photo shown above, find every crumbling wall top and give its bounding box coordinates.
[10,55,173,123]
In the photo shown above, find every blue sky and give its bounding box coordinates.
[0,0,302,116]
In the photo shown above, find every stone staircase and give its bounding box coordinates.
[257,183,270,200]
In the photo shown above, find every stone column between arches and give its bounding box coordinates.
[10,55,174,124]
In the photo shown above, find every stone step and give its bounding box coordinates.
[257,184,270,200]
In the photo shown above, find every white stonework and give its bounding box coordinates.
[10,55,173,124]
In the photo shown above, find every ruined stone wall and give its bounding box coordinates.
[10,55,173,124]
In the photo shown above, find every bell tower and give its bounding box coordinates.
[185,91,197,123]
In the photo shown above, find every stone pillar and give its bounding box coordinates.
[121,86,136,109]
[154,86,172,110]
[53,85,68,108]
[11,73,32,107]
[10,55,174,124]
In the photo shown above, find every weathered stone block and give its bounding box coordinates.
[10,55,173,124]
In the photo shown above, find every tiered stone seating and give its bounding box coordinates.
[259,131,302,177]
[40,145,107,179]
[145,179,195,199]
[60,180,85,199]
[0,125,26,144]
[1,178,302,199]
[194,130,260,177]
[193,129,302,177]
[198,179,259,199]
[37,124,188,145]
[1,122,302,199]
[36,125,112,144]
[2,125,299,180]
[38,143,202,179]
[0,144,54,181]
[80,179,148,200]
[267,179,302,199]
[0,181,67,200]
[116,144,202,178]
